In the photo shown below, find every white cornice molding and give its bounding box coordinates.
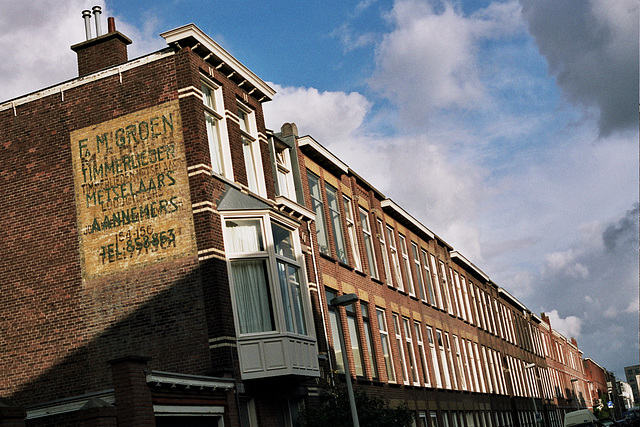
[450,250,490,282]
[160,24,275,101]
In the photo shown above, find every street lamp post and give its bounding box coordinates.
[525,363,542,427]
[330,293,360,427]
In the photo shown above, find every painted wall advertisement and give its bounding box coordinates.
[70,100,196,278]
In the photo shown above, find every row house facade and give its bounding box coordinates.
[0,13,607,427]
[290,128,594,427]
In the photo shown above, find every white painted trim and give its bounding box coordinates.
[380,199,436,240]
[298,135,349,174]
[154,405,225,415]
[450,250,490,282]
[160,24,275,101]
[0,50,174,112]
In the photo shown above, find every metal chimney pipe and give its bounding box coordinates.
[107,17,116,33]
[92,6,103,37]
[82,10,92,40]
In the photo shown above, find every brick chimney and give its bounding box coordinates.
[71,7,132,77]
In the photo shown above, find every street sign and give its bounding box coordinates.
[608,401,614,408]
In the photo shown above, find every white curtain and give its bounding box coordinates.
[231,259,273,333]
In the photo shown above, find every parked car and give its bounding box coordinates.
[565,410,603,427]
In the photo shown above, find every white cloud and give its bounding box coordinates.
[546,309,582,338]
[369,0,524,129]
[0,1,165,103]
[263,84,371,143]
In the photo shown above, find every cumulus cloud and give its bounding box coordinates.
[369,0,523,129]
[263,83,371,143]
[0,1,164,102]
[545,309,582,338]
[519,0,639,136]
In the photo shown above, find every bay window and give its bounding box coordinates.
[224,214,309,337]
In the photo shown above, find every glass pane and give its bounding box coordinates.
[225,219,263,253]
[230,259,274,334]
[242,137,259,193]
[272,222,295,260]
[201,82,215,110]
[288,264,307,335]
[205,112,224,175]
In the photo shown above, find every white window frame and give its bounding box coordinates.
[427,326,443,388]
[453,335,467,391]
[223,212,311,337]
[403,317,420,385]
[399,234,415,296]
[359,209,378,279]
[307,172,330,255]
[343,196,362,271]
[429,254,445,310]
[273,142,296,200]
[414,321,431,387]
[376,308,396,383]
[436,329,452,389]
[377,219,393,286]
[237,102,266,197]
[325,183,347,264]
[421,250,437,306]
[444,332,458,390]
[412,243,427,302]
[387,226,404,291]
[439,261,453,315]
[201,77,232,179]
[393,313,409,384]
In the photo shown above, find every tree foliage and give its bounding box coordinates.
[300,382,414,427]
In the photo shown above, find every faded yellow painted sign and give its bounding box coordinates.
[70,100,196,278]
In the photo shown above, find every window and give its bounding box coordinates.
[387,227,404,291]
[431,411,440,427]
[414,321,431,386]
[307,173,330,255]
[467,340,480,392]
[345,302,365,377]
[376,308,396,382]
[429,254,444,309]
[437,330,452,389]
[238,105,264,195]
[460,338,474,391]
[444,333,457,390]
[438,261,453,315]
[403,317,420,385]
[273,223,307,335]
[224,216,308,336]
[421,250,436,305]
[453,335,467,391]
[273,142,295,199]
[225,218,273,334]
[361,303,378,379]
[325,184,347,263]
[343,196,362,270]
[393,313,409,383]
[427,326,443,388]
[359,209,378,279]
[453,270,465,321]
[474,342,486,393]
[202,79,231,178]
[377,219,393,285]
[463,276,475,325]
[412,244,426,302]
[399,235,415,295]
[449,267,461,318]
[325,289,344,373]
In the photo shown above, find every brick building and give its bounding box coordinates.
[0,10,611,427]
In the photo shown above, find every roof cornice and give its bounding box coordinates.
[450,251,490,282]
[160,24,275,102]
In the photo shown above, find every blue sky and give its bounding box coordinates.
[1,0,637,380]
